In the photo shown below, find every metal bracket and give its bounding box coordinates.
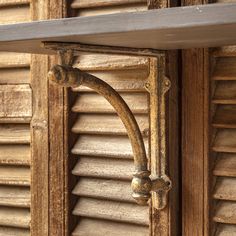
[46,43,171,210]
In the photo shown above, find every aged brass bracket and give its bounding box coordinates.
[47,45,171,210]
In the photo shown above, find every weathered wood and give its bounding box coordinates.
[212,81,236,104]
[215,224,236,236]
[0,53,30,69]
[72,93,148,114]
[72,114,148,136]
[0,166,30,186]
[0,68,30,84]
[74,54,149,71]
[213,153,236,176]
[213,177,236,200]
[0,145,30,166]
[72,135,148,158]
[0,227,29,236]
[182,46,209,236]
[71,0,146,8]
[1,4,236,53]
[0,0,29,7]
[213,46,236,57]
[30,0,50,235]
[213,105,236,128]
[0,124,30,144]
[73,178,135,202]
[0,207,30,228]
[0,85,32,118]
[214,201,236,224]
[72,157,134,180]
[0,5,30,24]
[212,57,236,80]
[212,129,236,153]
[76,4,146,17]
[73,198,149,225]
[0,186,30,208]
[72,218,148,236]
[72,70,148,92]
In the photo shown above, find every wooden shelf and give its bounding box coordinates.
[0,3,236,54]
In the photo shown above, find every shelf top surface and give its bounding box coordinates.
[0,3,235,54]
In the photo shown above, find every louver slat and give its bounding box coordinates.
[72,114,148,135]
[73,178,134,202]
[71,0,146,9]
[0,0,29,7]
[73,198,149,225]
[214,177,236,200]
[72,157,133,180]
[0,227,29,236]
[212,129,236,153]
[0,186,30,208]
[72,218,149,236]
[0,207,30,228]
[214,201,236,224]
[72,93,148,114]
[0,53,30,69]
[216,224,236,236]
[0,145,30,166]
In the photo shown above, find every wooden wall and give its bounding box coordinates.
[0,0,31,235]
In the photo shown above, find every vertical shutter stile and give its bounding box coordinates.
[211,1,236,234]
[0,0,31,235]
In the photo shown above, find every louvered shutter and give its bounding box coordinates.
[68,1,153,235]
[0,1,31,235]
[211,28,236,236]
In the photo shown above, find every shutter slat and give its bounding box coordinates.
[73,178,134,203]
[0,125,30,144]
[74,55,149,71]
[0,207,30,228]
[0,227,29,236]
[212,129,236,153]
[72,114,148,136]
[72,93,148,114]
[213,46,236,58]
[214,201,236,224]
[213,154,236,177]
[72,135,133,158]
[216,224,236,236]
[0,5,29,25]
[212,81,236,104]
[71,0,146,9]
[214,177,236,200]
[72,218,148,236]
[0,166,30,186]
[212,57,236,80]
[0,145,30,166]
[72,70,148,92]
[0,0,29,7]
[72,157,133,180]
[73,198,149,225]
[0,68,30,84]
[0,186,30,208]
[213,105,236,128]
[0,53,30,69]
[0,85,32,119]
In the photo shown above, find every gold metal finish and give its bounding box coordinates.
[48,49,171,209]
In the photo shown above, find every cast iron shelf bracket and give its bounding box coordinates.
[46,43,171,210]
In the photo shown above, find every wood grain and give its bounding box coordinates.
[1,4,236,53]
[0,0,29,7]
[72,218,148,236]
[73,198,149,225]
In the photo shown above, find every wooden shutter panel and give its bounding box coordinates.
[0,1,31,235]
[211,0,236,232]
